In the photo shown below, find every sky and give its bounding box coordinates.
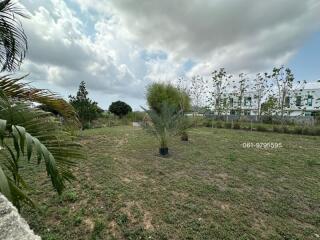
[18,0,320,110]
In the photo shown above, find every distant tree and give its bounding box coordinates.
[208,68,232,116]
[234,73,250,115]
[189,75,207,113]
[253,72,271,119]
[109,101,132,118]
[272,66,291,120]
[146,83,190,114]
[69,81,102,128]
[261,96,277,116]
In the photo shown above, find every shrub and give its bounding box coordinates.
[272,125,282,133]
[204,119,213,128]
[224,122,232,129]
[282,126,290,134]
[293,127,303,135]
[233,122,241,129]
[216,121,223,128]
[261,116,273,124]
[256,125,268,132]
[302,127,314,136]
[109,101,132,118]
[127,111,145,122]
[147,83,190,114]
[314,128,320,136]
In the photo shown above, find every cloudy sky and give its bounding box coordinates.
[19,0,320,110]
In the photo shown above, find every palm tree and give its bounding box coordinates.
[0,1,83,210]
[0,76,84,210]
[0,0,28,72]
[143,103,181,156]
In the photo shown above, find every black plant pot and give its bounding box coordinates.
[159,147,169,156]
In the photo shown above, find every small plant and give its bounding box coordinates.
[272,125,282,133]
[233,122,241,129]
[256,125,268,132]
[143,104,181,156]
[229,153,236,162]
[302,127,312,135]
[282,126,290,134]
[216,121,223,128]
[62,190,78,203]
[177,115,192,141]
[204,119,213,128]
[293,127,303,134]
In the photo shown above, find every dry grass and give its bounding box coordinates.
[20,126,320,239]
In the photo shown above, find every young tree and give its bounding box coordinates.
[234,73,250,115]
[109,101,132,118]
[189,75,208,113]
[271,66,295,122]
[69,81,102,128]
[253,72,271,119]
[208,68,232,116]
[261,96,278,116]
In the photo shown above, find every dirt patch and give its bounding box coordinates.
[108,220,124,239]
[143,211,154,230]
[121,177,132,183]
[84,218,94,232]
[220,203,230,211]
[120,201,155,231]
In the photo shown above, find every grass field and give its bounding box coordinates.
[20,126,320,240]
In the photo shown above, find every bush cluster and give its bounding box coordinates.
[204,119,320,136]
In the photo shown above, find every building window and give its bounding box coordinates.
[307,95,313,106]
[244,110,250,115]
[223,98,227,107]
[230,110,236,115]
[244,97,251,106]
[296,96,302,106]
[229,98,234,107]
[285,96,290,108]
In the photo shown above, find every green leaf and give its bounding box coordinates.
[12,125,20,159]
[0,165,12,202]
[15,126,26,155]
[0,119,6,143]
[32,137,43,164]
[25,133,33,162]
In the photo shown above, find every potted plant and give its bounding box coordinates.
[143,103,180,156]
[177,115,191,141]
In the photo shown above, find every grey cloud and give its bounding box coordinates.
[110,0,320,73]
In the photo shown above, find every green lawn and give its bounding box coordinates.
[21,126,320,240]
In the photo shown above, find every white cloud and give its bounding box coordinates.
[18,0,320,109]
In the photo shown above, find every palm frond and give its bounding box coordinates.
[0,0,28,72]
[0,75,80,125]
[142,103,182,148]
[0,86,84,208]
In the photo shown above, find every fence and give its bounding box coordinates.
[203,114,318,126]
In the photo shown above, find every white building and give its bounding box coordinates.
[286,81,320,116]
[222,80,320,117]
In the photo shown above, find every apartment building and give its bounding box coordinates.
[222,80,320,116]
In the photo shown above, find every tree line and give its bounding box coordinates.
[183,66,313,120]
